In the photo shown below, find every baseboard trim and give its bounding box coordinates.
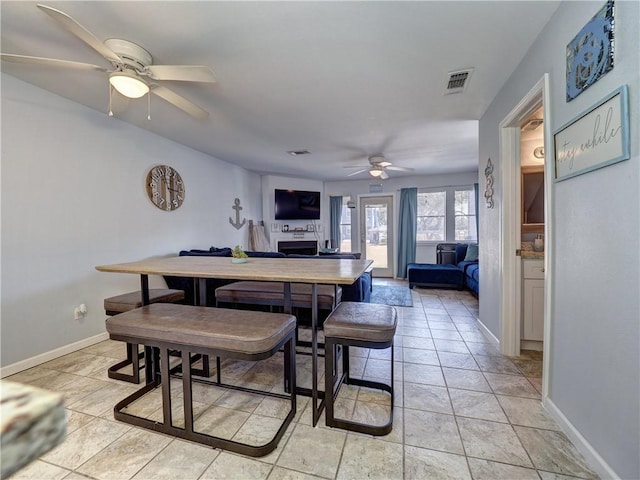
[1,332,109,378]
[476,318,500,348]
[543,396,619,480]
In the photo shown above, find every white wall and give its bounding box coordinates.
[325,172,477,265]
[478,2,639,478]
[1,74,262,369]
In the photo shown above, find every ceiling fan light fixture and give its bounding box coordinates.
[369,168,384,177]
[109,70,149,98]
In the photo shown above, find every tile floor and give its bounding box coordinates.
[7,280,600,480]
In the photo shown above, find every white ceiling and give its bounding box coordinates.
[1,1,560,181]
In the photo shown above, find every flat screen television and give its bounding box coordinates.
[274,189,321,220]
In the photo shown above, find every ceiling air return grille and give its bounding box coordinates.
[445,69,473,95]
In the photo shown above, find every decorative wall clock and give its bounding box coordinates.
[146,165,185,211]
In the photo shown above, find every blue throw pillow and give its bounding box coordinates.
[464,244,479,262]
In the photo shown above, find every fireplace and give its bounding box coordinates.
[278,240,318,256]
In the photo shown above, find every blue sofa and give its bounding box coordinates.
[407,243,478,296]
[164,247,372,306]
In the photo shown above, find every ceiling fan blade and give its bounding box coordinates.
[151,85,209,120]
[380,171,389,180]
[378,161,392,168]
[37,4,122,64]
[0,53,108,72]
[145,65,216,83]
[347,169,368,177]
[386,166,414,172]
[343,164,370,169]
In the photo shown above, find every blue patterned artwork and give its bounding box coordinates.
[566,1,614,102]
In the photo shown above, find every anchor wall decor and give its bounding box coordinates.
[229,198,247,230]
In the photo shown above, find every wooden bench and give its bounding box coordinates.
[215,281,341,311]
[104,288,185,384]
[323,301,397,436]
[105,303,296,457]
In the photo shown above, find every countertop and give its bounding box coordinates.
[521,242,545,260]
[1,380,66,478]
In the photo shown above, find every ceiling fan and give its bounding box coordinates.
[344,155,414,180]
[0,4,215,120]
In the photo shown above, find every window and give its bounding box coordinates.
[339,196,352,252]
[454,189,477,241]
[417,186,477,243]
[417,191,446,241]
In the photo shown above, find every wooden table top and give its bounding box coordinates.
[96,255,373,285]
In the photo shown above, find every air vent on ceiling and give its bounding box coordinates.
[444,69,474,95]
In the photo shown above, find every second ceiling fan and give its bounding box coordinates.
[345,155,414,180]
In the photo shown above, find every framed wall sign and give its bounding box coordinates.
[554,85,629,182]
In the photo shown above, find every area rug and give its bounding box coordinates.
[369,285,413,307]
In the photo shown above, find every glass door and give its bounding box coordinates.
[360,196,394,277]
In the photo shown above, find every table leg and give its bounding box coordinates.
[283,282,292,392]
[311,283,323,426]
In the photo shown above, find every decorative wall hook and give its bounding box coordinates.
[484,158,494,209]
[229,198,247,229]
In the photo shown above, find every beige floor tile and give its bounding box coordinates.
[10,460,70,480]
[431,329,464,341]
[67,382,139,417]
[497,395,559,430]
[404,382,452,414]
[515,426,600,479]
[336,435,403,480]
[404,409,464,455]
[277,423,346,478]
[233,413,289,447]
[404,446,471,480]
[401,336,436,350]
[474,354,521,375]
[200,452,272,479]
[131,439,218,479]
[194,405,251,439]
[467,457,540,479]
[76,428,172,480]
[437,352,479,370]
[267,466,324,479]
[403,347,440,366]
[63,409,94,435]
[403,363,445,386]
[41,417,130,470]
[433,339,470,354]
[457,417,533,467]
[537,470,593,480]
[483,372,541,398]
[442,367,492,392]
[448,389,508,423]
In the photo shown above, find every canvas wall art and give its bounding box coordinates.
[566,0,614,102]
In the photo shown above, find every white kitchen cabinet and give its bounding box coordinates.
[522,259,544,341]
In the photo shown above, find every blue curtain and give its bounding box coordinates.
[329,196,343,249]
[473,183,479,242]
[396,188,417,278]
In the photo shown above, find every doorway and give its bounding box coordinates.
[499,74,553,396]
[360,195,394,277]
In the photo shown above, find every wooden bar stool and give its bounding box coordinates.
[323,302,397,436]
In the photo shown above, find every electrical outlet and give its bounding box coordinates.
[73,304,87,320]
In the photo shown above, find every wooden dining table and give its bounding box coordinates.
[96,255,372,426]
